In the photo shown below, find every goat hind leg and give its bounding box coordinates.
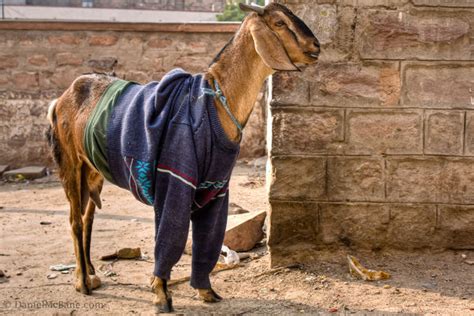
[65,168,92,295]
[83,199,101,290]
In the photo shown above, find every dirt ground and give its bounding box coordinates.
[0,159,473,315]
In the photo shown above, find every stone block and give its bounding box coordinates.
[271,108,344,155]
[402,63,474,109]
[386,204,437,249]
[0,55,19,70]
[87,57,118,72]
[339,0,409,6]
[47,34,81,45]
[3,166,47,180]
[466,112,474,155]
[147,37,173,49]
[272,72,310,106]
[270,157,327,201]
[12,72,39,91]
[268,201,320,248]
[412,0,474,7]
[27,55,48,67]
[173,56,210,73]
[357,9,471,60]
[308,62,401,107]
[346,110,423,155]
[437,205,474,249]
[56,52,83,66]
[319,203,389,249]
[387,158,474,204]
[88,35,118,46]
[425,110,464,155]
[223,211,266,252]
[287,4,337,45]
[327,157,385,202]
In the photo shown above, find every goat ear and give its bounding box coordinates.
[239,3,265,15]
[250,19,298,71]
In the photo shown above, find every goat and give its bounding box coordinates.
[46,3,319,313]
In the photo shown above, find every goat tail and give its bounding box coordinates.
[46,99,61,165]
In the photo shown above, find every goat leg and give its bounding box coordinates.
[198,288,223,303]
[151,276,174,313]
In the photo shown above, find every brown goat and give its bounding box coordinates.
[47,3,319,312]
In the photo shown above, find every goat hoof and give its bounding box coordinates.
[154,298,174,313]
[90,275,101,290]
[75,276,92,295]
[198,288,223,303]
[151,276,174,313]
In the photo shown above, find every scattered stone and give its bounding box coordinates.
[228,203,250,215]
[3,166,47,180]
[40,221,52,225]
[100,247,141,260]
[223,210,266,252]
[130,218,138,222]
[49,264,76,272]
[47,273,58,279]
[15,272,22,276]
[0,270,4,277]
[464,260,474,265]
[461,254,467,259]
[328,307,338,313]
[61,270,69,274]
[237,253,251,261]
[0,165,9,176]
[383,284,391,289]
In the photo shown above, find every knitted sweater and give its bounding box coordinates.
[84,69,240,288]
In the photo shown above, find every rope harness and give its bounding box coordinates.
[202,80,243,135]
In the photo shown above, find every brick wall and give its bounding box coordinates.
[0,21,265,167]
[268,0,474,266]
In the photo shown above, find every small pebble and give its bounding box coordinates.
[47,273,57,279]
[461,254,467,259]
[383,285,391,289]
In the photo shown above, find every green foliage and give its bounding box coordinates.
[216,0,265,22]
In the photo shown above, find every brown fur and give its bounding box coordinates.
[47,3,319,310]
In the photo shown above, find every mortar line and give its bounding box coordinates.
[271,104,473,111]
[269,199,474,207]
[463,111,467,156]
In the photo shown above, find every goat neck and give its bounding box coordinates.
[207,20,273,142]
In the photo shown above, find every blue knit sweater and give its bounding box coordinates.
[86,69,240,289]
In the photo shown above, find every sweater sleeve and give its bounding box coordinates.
[152,163,197,280]
[189,187,229,289]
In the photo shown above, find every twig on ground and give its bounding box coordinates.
[169,263,243,286]
[252,264,301,279]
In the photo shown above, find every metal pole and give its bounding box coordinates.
[1,0,4,20]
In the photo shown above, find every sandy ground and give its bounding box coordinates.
[0,159,473,315]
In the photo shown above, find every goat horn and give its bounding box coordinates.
[239,3,265,15]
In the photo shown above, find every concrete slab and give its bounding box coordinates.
[0,165,10,176]
[3,166,47,180]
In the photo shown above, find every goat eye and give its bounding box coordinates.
[275,21,285,27]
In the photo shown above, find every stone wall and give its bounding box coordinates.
[0,21,265,167]
[17,0,225,12]
[268,0,474,266]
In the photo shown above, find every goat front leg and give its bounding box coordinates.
[150,276,173,313]
[190,195,229,303]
